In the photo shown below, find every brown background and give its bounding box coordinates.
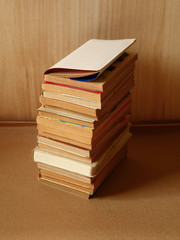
[0,0,180,122]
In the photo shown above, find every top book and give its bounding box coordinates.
[44,39,136,81]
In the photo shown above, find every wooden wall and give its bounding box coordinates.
[0,0,180,122]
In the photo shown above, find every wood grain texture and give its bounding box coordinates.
[0,0,180,122]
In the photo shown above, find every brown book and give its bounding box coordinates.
[38,114,130,152]
[37,114,130,160]
[40,169,94,189]
[38,93,131,128]
[38,107,95,128]
[42,72,134,110]
[38,120,129,163]
[37,111,130,145]
[37,123,91,144]
[37,116,93,137]
[38,162,94,184]
[37,135,91,158]
[39,178,91,199]
[37,128,92,149]
[38,143,92,163]
[37,95,131,139]
[40,77,134,117]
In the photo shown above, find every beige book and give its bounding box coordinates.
[38,145,127,198]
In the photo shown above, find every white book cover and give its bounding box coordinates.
[45,39,136,81]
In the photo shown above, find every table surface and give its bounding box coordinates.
[0,125,180,240]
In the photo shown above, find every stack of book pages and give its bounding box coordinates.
[34,39,137,198]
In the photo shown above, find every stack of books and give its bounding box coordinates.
[34,39,137,198]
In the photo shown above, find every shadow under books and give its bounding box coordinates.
[94,126,180,198]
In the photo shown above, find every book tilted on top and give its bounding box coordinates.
[44,52,137,92]
[44,39,136,81]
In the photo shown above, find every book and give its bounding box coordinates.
[38,93,131,129]
[34,39,137,198]
[37,94,131,138]
[38,115,130,161]
[34,125,131,177]
[44,39,136,81]
[39,178,91,198]
[37,113,130,146]
[37,119,130,163]
[38,162,94,184]
[38,145,127,198]
[42,63,135,102]
[37,128,92,149]
[40,76,134,116]
[44,52,137,92]
[42,71,134,109]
